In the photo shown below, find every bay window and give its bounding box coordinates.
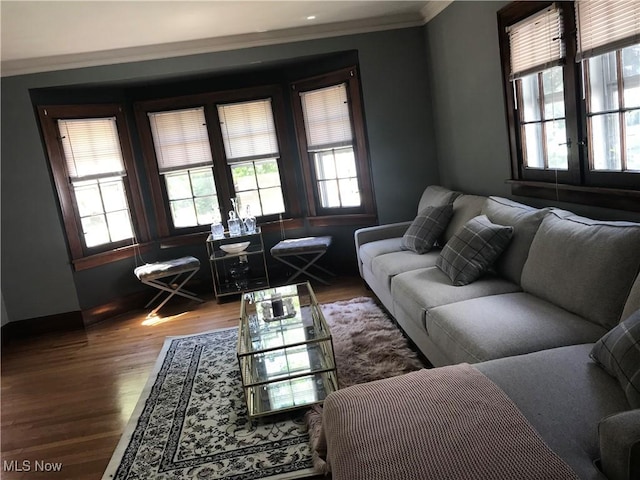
[499,1,640,209]
[38,104,149,266]
[291,68,376,220]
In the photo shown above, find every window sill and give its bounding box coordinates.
[307,213,378,227]
[72,242,155,271]
[508,180,640,213]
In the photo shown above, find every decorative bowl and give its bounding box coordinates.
[220,241,250,254]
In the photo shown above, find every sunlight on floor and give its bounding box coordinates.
[141,311,188,326]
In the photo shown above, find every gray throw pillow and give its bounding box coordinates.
[436,215,514,286]
[401,204,453,254]
[591,309,640,408]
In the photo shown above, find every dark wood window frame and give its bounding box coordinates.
[38,104,151,270]
[134,85,302,239]
[498,1,640,212]
[290,66,377,226]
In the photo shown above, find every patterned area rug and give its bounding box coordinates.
[102,297,424,480]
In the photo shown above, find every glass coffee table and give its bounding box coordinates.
[237,282,338,419]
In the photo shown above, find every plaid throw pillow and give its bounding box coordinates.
[591,309,640,408]
[401,204,453,254]
[436,215,513,286]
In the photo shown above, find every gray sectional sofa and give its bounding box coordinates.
[353,185,640,480]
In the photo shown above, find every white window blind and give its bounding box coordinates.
[508,4,564,78]
[217,99,279,163]
[58,117,125,179]
[576,0,640,61]
[148,107,213,173]
[300,83,353,150]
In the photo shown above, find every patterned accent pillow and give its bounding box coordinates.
[591,309,640,408]
[436,215,514,286]
[401,204,453,254]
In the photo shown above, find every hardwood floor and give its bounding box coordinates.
[1,276,371,479]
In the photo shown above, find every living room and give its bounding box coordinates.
[2,1,639,479]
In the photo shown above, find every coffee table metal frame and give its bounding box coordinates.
[237,282,338,419]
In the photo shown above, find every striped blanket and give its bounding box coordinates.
[322,364,579,479]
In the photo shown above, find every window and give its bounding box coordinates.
[218,99,286,217]
[38,104,148,265]
[291,67,376,219]
[499,1,640,210]
[148,107,221,229]
[136,86,300,237]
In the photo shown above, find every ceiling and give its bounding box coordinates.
[0,1,451,77]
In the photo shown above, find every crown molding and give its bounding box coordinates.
[421,0,454,23]
[1,12,428,78]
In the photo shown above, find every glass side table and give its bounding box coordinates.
[237,282,338,419]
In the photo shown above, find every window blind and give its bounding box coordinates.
[58,117,125,179]
[508,4,564,79]
[148,107,213,173]
[217,99,279,163]
[576,0,640,61]
[300,83,353,150]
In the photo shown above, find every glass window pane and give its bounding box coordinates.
[231,163,258,191]
[255,159,281,188]
[545,120,569,170]
[82,214,110,247]
[260,187,285,215]
[106,210,133,242]
[237,190,262,217]
[73,182,103,216]
[338,178,361,207]
[523,123,544,168]
[170,199,197,227]
[314,151,337,180]
[194,196,216,225]
[334,148,357,178]
[622,45,640,109]
[318,180,340,208]
[589,51,619,113]
[542,67,565,120]
[190,168,216,197]
[100,178,127,212]
[591,113,622,171]
[165,172,192,200]
[521,73,541,122]
[626,110,640,171]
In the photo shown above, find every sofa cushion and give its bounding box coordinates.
[591,309,640,408]
[390,267,521,326]
[401,204,453,254]
[372,251,441,288]
[425,292,608,364]
[521,213,640,330]
[481,196,549,285]
[359,238,403,272]
[437,215,513,286]
[441,194,487,243]
[417,185,461,213]
[476,344,630,480]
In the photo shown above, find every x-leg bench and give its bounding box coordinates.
[270,236,335,285]
[134,256,203,316]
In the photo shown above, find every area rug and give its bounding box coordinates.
[102,297,424,480]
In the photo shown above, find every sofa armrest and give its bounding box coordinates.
[599,409,640,480]
[354,222,411,276]
[354,222,411,249]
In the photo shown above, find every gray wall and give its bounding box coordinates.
[425,0,511,197]
[1,27,439,322]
